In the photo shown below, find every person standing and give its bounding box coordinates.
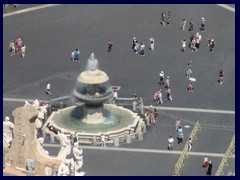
[188,19,193,31]
[107,39,113,52]
[74,49,80,61]
[187,81,194,92]
[20,43,26,58]
[177,126,184,144]
[219,69,224,84]
[153,108,158,123]
[206,161,212,176]
[159,71,165,85]
[165,76,170,89]
[132,37,137,50]
[203,156,209,168]
[186,63,192,79]
[167,11,171,25]
[161,12,166,26]
[101,133,106,147]
[200,17,206,32]
[181,39,186,52]
[139,43,145,56]
[9,40,15,56]
[181,18,187,31]
[112,90,118,104]
[3,116,15,148]
[46,82,51,95]
[149,37,155,51]
[208,39,215,52]
[168,136,174,150]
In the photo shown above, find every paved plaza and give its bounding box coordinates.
[3,4,235,176]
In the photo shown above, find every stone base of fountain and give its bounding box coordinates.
[82,105,104,124]
[42,104,144,145]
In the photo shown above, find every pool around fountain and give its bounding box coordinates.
[50,104,137,133]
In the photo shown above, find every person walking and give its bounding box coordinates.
[165,88,173,101]
[208,39,215,52]
[9,40,15,56]
[206,161,213,176]
[107,39,113,52]
[157,89,163,104]
[188,19,193,31]
[149,37,155,51]
[20,43,26,58]
[175,118,181,132]
[132,37,137,50]
[134,41,140,54]
[168,136,174,150]
[200,17,206,32]
[46,82,51,95]
[219,69,224,84]
[112,90,118,104]
[188,137,193,151]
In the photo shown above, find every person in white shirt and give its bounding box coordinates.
[20,43,26,58]
[168,136,174,150]
[101,133,106,147]
[46,82,51,95]
[159,71,164,85]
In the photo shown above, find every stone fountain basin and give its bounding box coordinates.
[44,104,142,144]
[73,89,113,105]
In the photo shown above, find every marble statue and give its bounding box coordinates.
[3,116,15,148]
[36,137,49,156]
[57,131,71,162]
[57,159,71,176]
[72,142,84,175]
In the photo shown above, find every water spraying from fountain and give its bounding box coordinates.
[86,53,99,71]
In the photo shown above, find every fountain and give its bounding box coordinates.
[43,53,144,145]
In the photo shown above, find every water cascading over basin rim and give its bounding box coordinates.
[78,70,109,84]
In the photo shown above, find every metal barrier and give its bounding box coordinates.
[48,96,74,115]
[215,134,235,176]
[173,120,201,176]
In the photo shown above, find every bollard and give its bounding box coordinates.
[92,136,97,145]
[114,137,119,146]
[133,101,137,112]
[42,129,46,139]
[142,123,147,133]
[50,134,55,143]
[126,134,131,144]
[139,103,144,115]
[138,131,143,141]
